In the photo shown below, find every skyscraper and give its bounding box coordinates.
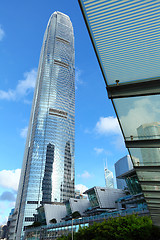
[115,155,133,190]
[104,167,114,189]
[11,11,75,240]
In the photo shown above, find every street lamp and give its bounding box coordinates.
[72,217,82,240]
[72,218,73,240]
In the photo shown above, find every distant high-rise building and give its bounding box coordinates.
[11,11,75,240]
[104,166,114,188]
[115,155,133,190]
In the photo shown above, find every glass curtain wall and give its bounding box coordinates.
[104,168,114,188]
[13,11,75,240]
[125,174,142,195]
[78,0,160,226]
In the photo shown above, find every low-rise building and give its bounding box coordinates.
[23,184,149,240]
[65,198,90,216]
[0,225,8,239]
[7,208,17,240]
[24,205,149,240]
[34,198,90,225]
[84,186,126,215]
[37,202,67,225]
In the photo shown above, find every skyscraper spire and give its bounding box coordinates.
[104,158,108,170]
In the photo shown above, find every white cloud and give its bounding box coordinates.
[16,69,37,96]
[20,126,28,139]
[94,147,113,156]
[0,169,21,191]
[0,89,15,100]
[81,171,91,178]
[111,135,126,150]
[0,201,15,225]
[0,215,8,225]
[9,201,16,208]
[94,147,104,154]
[0,202,7,215]
[84,128,92,134]
[75,67,84,89]
[120,98,159,137]
[0,191,16,202]
[0,26,5,41]
[77,170,92,179]
[75,184,88,194]
[95,116,121,135]
[0,68,37,101]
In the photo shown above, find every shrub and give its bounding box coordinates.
[50,218,57,224]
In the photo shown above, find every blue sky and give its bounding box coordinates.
[0,0,127,224]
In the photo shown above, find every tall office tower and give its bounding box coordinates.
[115,155,133,189]
[11,12,75,240]
[104,167,114,189]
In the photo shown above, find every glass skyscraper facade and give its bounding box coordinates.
[11,11,75,240]
[115,155,133,190]
[104,168,114,189]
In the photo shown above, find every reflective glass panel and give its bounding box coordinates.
[129,148,160,167]
[144,192,160,198]
[87,189,99,207]
[148,203,160,207]
[124,175,142,195]
[141,185,160,191]
[136,171,160,182]
[114,95,160,140]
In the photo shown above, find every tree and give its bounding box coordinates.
[72,211,81,219]
[57,215,160,240]
[50,218,57,224]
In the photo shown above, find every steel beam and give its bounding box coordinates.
[125,139,160,148]
[107,78,160,99]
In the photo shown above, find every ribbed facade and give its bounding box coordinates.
[12,11,75,239]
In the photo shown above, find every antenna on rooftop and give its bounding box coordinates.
[104,158,108,170]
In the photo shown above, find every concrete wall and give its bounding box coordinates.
[69,198,90,215]
[95,187,126,209]
[44,204,67,224]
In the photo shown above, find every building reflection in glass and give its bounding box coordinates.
[137,122,160,166]
[60,141,74,202]
[42,143,55,203]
